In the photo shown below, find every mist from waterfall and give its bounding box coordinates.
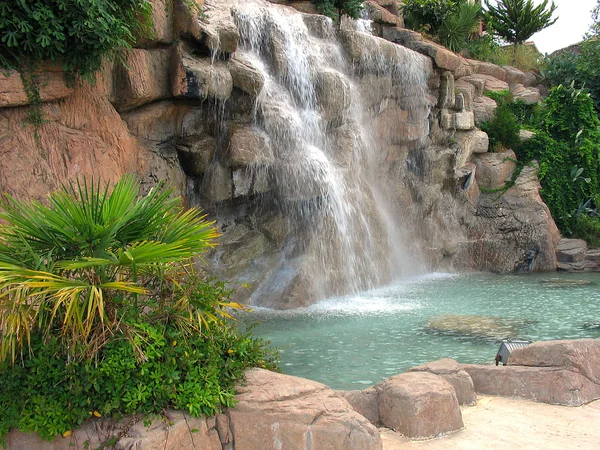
[230,1,434,306]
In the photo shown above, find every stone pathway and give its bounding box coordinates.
[381,395,600,449]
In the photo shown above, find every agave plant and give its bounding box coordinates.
[0,176,232,363]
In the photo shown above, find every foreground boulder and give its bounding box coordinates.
[408,358,477,406]
[375,372,464,439]
[463,339,600,406]
[229,369,382,449]
[6,369,382,450]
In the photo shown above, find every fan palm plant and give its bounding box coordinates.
[0,176,231,363]
[438,0,483,52]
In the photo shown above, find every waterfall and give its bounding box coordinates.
[225,1,433,306]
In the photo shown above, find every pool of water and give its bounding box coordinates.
[249,272,600,390]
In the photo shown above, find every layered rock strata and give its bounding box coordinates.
[0,0,560,308]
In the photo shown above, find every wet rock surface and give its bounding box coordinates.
[425,315,530,341]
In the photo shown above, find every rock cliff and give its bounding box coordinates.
[0,0,560,308]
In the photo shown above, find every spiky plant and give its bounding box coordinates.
[0,176,233,363]
[485,0,557,65]
[438,0,482,52]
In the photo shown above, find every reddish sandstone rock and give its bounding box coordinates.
[0,68,73,108]
[463,364,600,406]
[229,369,382,450]
[337,388,381,425]
[508,339,600,384]
[375,372,464,439]
[408,359,477,406]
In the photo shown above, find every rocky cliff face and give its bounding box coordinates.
[0,0,560,309]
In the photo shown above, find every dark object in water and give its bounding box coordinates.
[495,339,532,366]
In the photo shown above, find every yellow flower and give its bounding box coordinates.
[172,340,177,347]
[62,431,72,438]
[93,411,102,418]
[227,349,234,354]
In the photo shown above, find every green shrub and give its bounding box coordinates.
[513,84,600,233]
[480,102,521,151]
[0,177,280,441]
[0,0,152,80]
[311,0,363,21]
[0,318,278,441]
[0,176,223,362]
[571,214,600,248]
[466,34,502,62]
[542,51,579,89]
[402,0,458,34]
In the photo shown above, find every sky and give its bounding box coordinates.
[486,0,597,54]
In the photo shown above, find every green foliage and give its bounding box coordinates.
[467,35,544,71]
[402,0,481,52]
[571,214,600,248]
[0,176,222,362]
[0,319,278,441]
[542,51,578,87]
[402,0,459,34]
[480,101,521,152]
[514,84,600,233]
[484,0,557,64]
[312,0,363,21]
[0,0,152,80]
[0,177,280,441]
[437,1,482,52]
[466,33,502,61]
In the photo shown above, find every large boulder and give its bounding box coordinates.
[408,358,477,406]
[336,388,380,425]
[472,96,498,125]
[473,150,517,190]
[229,369,382,450]
[510,84,542,105]
[375,372,464,439]
[508,339,600,384]
[454,129,489,167]
[170,43,233,100]
[463,364,600,407]
[461,74,509,94]
[111,48,171,112]
[227,124,274,168]
[229,56,265,96]
[316,69,352,121]
[556,239,587,263]
[0,68,73,108]
[134,0,174,47]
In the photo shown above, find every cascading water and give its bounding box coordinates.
[222,0,434,307]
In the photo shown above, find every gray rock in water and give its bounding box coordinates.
[425,314,529,341]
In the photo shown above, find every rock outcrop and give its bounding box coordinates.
[463,339,600,406]
[0,0,559,309]
[407,358,477,406]
[5,369,382,450]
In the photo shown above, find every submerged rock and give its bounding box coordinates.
[540,278,595,287]
[425,314,529,341]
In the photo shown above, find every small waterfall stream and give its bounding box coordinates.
[223,1,434,306]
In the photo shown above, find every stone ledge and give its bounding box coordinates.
[0,68,73,108]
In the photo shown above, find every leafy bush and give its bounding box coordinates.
[0,318,278,440]
[402,0,459,33]
[513,84,600,233]
[0,176,279,441]
[542,51,579,89]
[480,102,521,151]
[437,0,482,52]
[571,214,600,248]
[0,0,152,79]
[0,176,223,362]
[466,33,502,62]
[402,0,481,52]
[311,0,363,21]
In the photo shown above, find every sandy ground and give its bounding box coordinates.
[381,395,600,450]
